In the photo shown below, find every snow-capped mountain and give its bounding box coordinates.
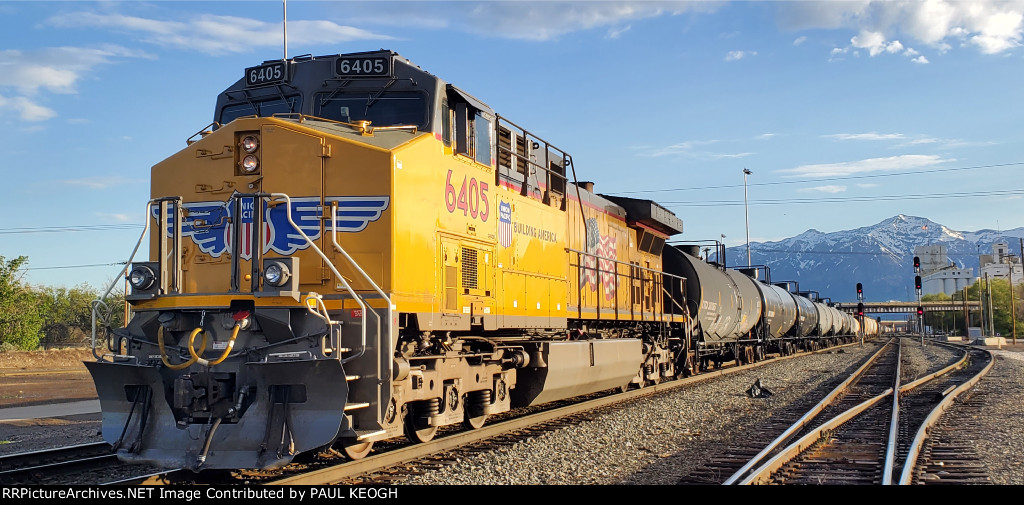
[716,215,1024,303]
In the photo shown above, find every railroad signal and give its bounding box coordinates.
[915,275,922,292]
[857,302,865,317]
[913,256,921,273]
[856,282,863,301]
[917,305,924,316]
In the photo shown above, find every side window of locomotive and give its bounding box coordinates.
[441,98,452,147]
[315,92,427,128]
[473,112,492,166]
[219,96,301,125]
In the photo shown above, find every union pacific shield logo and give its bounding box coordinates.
[498,201,512,248]
[153,195,389,259]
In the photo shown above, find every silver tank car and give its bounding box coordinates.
[791,294,819,338]
[814,301,835,336]
[753,281,798,339]
[671,248,761,342]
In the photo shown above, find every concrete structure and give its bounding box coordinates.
[923,263,974,295]
[978,241,1023,284]
[914,244,973,296]
[914,244,948,276]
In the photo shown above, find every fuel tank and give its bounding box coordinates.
[754,281,798,338]
[664,246,761,342]
[814,302,835,336]
[791,293,819,338]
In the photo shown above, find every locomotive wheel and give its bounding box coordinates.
[463,409,487,430]
[339,438,374,460]
[463,395,488,430]
[404,411,438,443]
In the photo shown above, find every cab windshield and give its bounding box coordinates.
[315,91,427,128]
[219,96,301,125]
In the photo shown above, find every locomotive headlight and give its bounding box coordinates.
[241,135,259,153]
[241,155,260,173]
[263,262,290,287]
[128,265,156,290]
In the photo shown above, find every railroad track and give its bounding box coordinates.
[261,342,869,485]
[0,342,870,485]
[0,442,119,485]
[703,337,992,485]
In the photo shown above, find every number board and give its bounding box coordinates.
[245,61,288,87]
[335,57,391,77]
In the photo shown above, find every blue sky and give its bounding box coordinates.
[2,0,1023,289]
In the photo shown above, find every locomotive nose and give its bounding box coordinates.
[86,352,350,470]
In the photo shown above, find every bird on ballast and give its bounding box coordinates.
[746,378,773,398]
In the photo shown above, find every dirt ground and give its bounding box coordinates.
[0,348,98,408]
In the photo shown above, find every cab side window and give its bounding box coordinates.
[473,113,491,165]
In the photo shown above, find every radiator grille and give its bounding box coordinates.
[461,247,478,290]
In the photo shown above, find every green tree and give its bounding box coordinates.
[0,256,43,350]
[36,283,104,348]
[961,278,1024,339]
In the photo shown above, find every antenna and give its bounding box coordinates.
[283,0,288,60]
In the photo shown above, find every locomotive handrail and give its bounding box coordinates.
[270,193,379,367]
[566,247,686,323]
[329,201,393,368]
[90,198,176,362]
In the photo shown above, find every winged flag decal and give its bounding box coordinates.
[152,194,390,259]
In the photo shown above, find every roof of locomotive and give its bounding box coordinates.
[215,49,490,132]
[601,195,684,236]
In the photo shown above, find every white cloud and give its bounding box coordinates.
[412,1,719,41]
[756,133,778,140]
[0,45,150,122]
[851,30,905,56]
[825,132,905,141]
[607,25,631,39]
[794,35,808,46]
[777,154,949,177]
[912,55,930,64]
[648,139,719,157]
[95,212,135,223]
[725,50,757,61]
[0,46,149,95]
[50,3,721,46]
[798,185,847,193]
[0,94,56,122]
[48,13,395,55]
[58,176,141,189]
[645,139,752,159]
[778,1,1024,56]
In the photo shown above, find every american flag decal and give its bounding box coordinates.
[597,234,616,300]
[498,201,512,248]
[579,217,616,301]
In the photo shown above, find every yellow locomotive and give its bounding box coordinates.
[87,50,690,470]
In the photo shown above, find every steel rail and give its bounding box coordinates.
[0,453,118,484]
[739,387,894,485]
[0,442,112,472]
[722,338,893,485]
[737,337,976,485]
[881,338,902,484]
[898,342,969,393]
[268,342,864,485]
[897,344,993,485]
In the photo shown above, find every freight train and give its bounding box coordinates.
[87,50,878,471]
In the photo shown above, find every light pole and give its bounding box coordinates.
[743,168,752,266]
